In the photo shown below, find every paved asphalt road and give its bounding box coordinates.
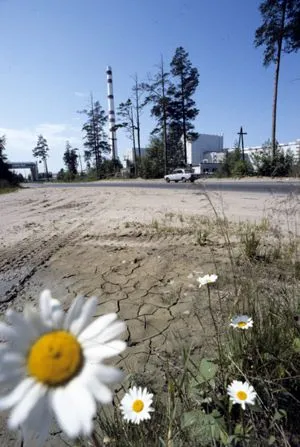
[26,180,300,194]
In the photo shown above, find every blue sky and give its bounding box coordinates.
[0,0,299,172]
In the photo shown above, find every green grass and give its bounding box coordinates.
[0,186,19,195]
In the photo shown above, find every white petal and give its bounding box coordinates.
[78,313,117,342]
[69,297,97,336]
[39,290,53,324]
[86,375,113,403]
[94,364,124,383]
[64,296,85,330]
[8,382,46,429]
[90,321,126,344]
[21,393,51,446]
[67,379,96,436]
[51,387,80,438]
[0,321,18,342]
[84,340,126,361]
[50,299,65,328]
[6,310,36,342]
[39,291,64,328]
[0,378,35,410]
[23,306,46,335]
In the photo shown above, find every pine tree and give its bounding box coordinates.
[255,0,300,158]
[141,57,173,175]
[0,135,7,161]
[79,95,110,178]
[117,99,137,173]
[141,136,165,179]
[63,141,78,176]
[33,135,49,180]
[169,47,199,164]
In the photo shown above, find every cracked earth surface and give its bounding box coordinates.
[0,184,293,446]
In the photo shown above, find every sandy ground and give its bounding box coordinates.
[0,183,299,446]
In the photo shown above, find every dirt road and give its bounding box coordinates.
[0,184,297,445]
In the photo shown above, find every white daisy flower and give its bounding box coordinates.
[120,386,154,424]
[0,289,126,444]
[227,380,257,410]
[230,315,253,330]
[198,274,218,288]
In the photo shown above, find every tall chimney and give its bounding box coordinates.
[106,66,118,160]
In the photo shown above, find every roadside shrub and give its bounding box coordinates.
[251,140,294,177]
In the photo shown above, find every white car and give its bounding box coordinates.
[164,168,196,183]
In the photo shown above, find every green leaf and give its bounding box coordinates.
[182,409,225,444]
[198,358,218,383]
[268,435,276,445]
[293,337,300,353]
[273,409,287,422]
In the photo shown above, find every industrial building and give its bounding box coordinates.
[186,133,224,165]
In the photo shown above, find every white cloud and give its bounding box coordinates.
[0,123,82,172]
[74,91,88,98]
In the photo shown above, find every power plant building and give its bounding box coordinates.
[187,134,224,165]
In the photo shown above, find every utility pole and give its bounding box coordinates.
[237,126,247,161]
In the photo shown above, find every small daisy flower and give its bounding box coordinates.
[0,290,126,444]
[230,315,253,330]
[227,380,257,410]
[198,274,218,288]
[120,386,154,424]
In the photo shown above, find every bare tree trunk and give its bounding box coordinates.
[90,92,100,178]
[161,57,168,176]
[130,106,137,177]
[271,1,286,159]
[181,73,187,165]
[134,75,141,174]
[44,158,49,181]
[272,45,282,159]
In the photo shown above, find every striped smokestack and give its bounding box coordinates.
[106,66,118,159]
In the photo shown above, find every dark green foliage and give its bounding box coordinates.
[98,158,123,178]
[0,135,7,161]
[255,0,300,66]
[117,99,138,172]
[255,0,300,157]
[63,141,78,176]
[0,159,19,187]
[33,135,49,179]
[117,99,135,142]
[219,148,253,177]
[170,47,199,163]
[141,136,165,179]
[0,135,19,187]
[79,97,110,178]
[32,135,49,161]
[252,140,294,176]
[166,123,185,171]
[141,48,199,173]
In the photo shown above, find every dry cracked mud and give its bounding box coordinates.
[0,184,297,446]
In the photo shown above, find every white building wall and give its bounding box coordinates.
[187,134,224,165]
[124,148,147,162]
[241,139,300,163]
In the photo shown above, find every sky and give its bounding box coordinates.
[0,0,299,173]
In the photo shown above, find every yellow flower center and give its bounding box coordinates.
[237,390,247,401]
[27,331,83,386]
[237,321,247,328]
[132,399,144,413]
